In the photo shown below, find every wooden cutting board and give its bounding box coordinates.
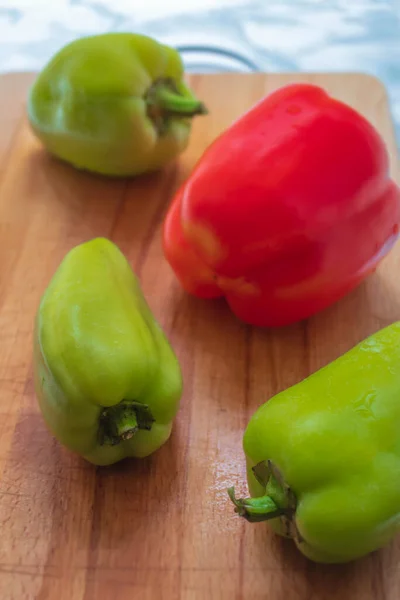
[0,72,399,600]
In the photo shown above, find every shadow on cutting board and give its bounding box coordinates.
[252,523,393,600]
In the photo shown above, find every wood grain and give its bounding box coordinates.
[0,72,399,600]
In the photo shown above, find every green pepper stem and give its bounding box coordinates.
[227,487,286,523]
[151,86,207,117]
[228,460,298,526]
[99,401,155,446]
[115,408,138,441]
[146,77,208,130]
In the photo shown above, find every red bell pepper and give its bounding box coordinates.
[163,83,400,327]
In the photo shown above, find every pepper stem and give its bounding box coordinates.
[152,86,207,116]
[227,460,298,524]
[146,77,207,132]
[99,401,155,446]
[227,487,286,523]
[115,408,138,441]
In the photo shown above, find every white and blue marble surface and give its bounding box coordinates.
[0,0,399,140]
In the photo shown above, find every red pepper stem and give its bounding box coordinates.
[227,487,286,523]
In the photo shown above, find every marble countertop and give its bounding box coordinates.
[0,0,399,141]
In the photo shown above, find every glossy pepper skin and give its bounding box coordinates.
[163,83,400,327]
[27,33,206,177]
[33,238,182,466]
[228,322,400,563]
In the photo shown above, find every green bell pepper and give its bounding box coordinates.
[27,32,207,177]
[33,237,182,466]
[228,322,400,563]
